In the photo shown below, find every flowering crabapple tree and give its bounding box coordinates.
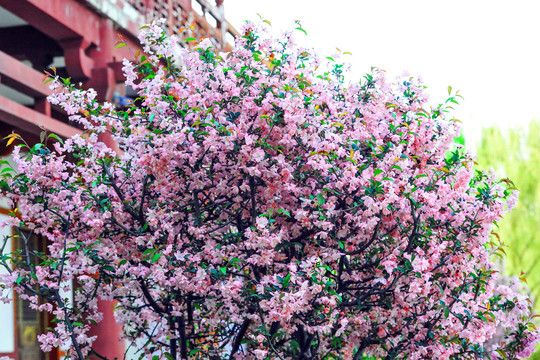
[0,20,538,360]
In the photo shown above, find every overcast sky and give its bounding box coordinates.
[224,0,540,145]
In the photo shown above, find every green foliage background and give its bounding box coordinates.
[476,120,540,359]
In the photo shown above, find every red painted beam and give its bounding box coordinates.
[0,95,82,138]
[0,51,52,98]
[0,0,101,45]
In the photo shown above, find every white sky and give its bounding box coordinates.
[224,0,540,145]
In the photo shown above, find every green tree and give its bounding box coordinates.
[477,121,540,301]
[477,121,540,359]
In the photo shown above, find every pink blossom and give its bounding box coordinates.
[0,19,535,360]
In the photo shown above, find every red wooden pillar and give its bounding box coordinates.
[87,300,125,359]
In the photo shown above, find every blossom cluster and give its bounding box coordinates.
[0,20,538,359]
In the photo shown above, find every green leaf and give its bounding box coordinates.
[283,273,291,287]
[189,349,199,356]
[114,42,127,49]
[228,258,242,269]
[185,37,197,42]
[328,289,342,302]
[317,193,325,205]
[143,248,156,256]
[276,209,291,217]
[47,133,64,144]
[103,265,115,272]
[374,169,383,176]
[295,27,307,36]
[477,313,489,323]
[151,252,162,263]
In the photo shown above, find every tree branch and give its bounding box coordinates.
[229,318,250,359]
[178,315,188,359]
[138,279,165,314]
[250,176,256,226]
[138,174,153,223]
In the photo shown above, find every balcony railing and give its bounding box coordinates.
[84,0,239,51]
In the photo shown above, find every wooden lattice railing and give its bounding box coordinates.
[122,0,239,51]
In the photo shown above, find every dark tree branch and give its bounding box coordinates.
[53,289,85,360]
[138,174,153,223]
[138,279,165,314]
[193,190,202,226]
[250,176,256,226]
[405,197,419,253]
[343,219,382,255]
[229,318,251,359]
[102,162,139,220]
[90,348,110,360]
[178,315,188,359]
[170,315,178,360]
[352,333,375,360]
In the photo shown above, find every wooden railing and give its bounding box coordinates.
[119,0,239,51]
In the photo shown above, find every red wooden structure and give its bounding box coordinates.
[0,1,237,358]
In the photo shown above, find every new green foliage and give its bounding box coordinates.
[477,121,540,302]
